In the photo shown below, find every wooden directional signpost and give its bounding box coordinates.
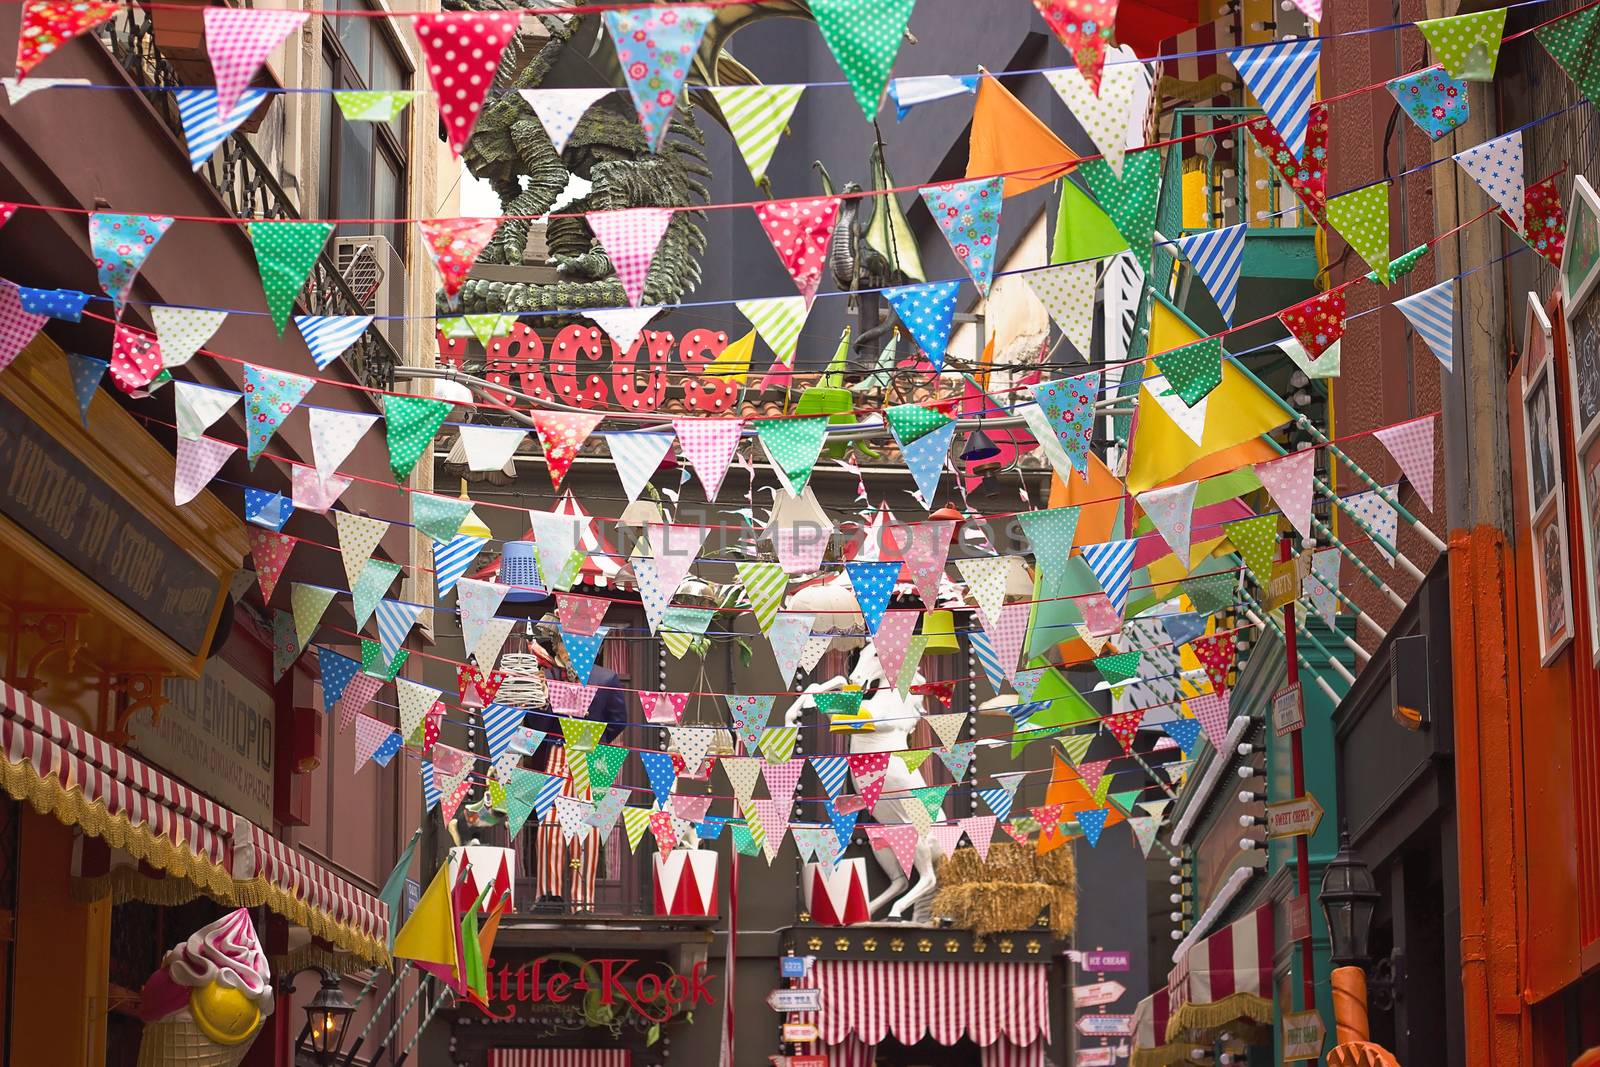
[1073,980,1127,1007]
[1266,792,1325,840]
[1076,1014,1136,1037]
[1282,1008,1328,1061]
[767,988,824,1013]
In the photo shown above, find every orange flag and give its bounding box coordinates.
[1047,451,1125,545]
[966,75,1077,197]
[1039,751,1125,853]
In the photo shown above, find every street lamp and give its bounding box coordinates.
[303,970,356,1064]
[1318,830,1379,967]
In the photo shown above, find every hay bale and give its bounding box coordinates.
[932,843,1077,941]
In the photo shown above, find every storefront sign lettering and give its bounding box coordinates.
[1281,1008,1326,1060]
[1075,1014,1135,1036]
[479,956,716,1024]
[1072,980,1127,1007]
[1075,1048,1117,1066]
[1265,793,1325,840]
[1079,950,1130,972]
[1273,684,1305,737]
[0,395,220,654]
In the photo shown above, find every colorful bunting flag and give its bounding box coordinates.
[1027,260,1098,360]
[89,212,173,310]
[531,410,604,490]
[1153,337,1223,407]
[899,419,956,504]
[1136,481,1197,566]
[248,221,334,334]
[1394,279,1456,371]
[174,88,267,171]
[1255,448,1316,540]
[204,7,308,118]
[384,395,452,481]
[1191,632,1236,693]
[1278,289,1346,362]
[602,4,712,150]
[242,363,314,465]
[811,0,916,120]
[754,196,841,306]
[174,436,236,505]
[1386,69,1470,141]
[1418,8,1506,81]
[601,431,673,504]
[1374,415,1437,512]
[64,353,106,424]
[1538,6,1600,104]
[420,217,499,303]
[1080,539,1136,615]
[1223,514,1279,586]
[756,416,828,496]
[1453,131,1525,231]
[1030,373,1100,478]
[1017,506,1081,575]
[710,84,803,184]
[1032,0,1118,92]
[412,10,522,157]
[1175,224,1246,323]
[520,87,612,154]
[1042,50,1142,177]
[15,0,119,78]
[1227,38,1321,159]
[334,89,416,123]
[921,178,1004,294]
[1245,104,1330,224]
[295,315,374,371]
[1079,150,1162,269]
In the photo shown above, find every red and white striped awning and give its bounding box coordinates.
[1164,903,1275,1040]
[1130,989,1188,1067]
[0,683,388,964]
[794,959,1052,1047]
[488,1051,629,1067]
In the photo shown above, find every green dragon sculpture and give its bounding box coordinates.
[442,1,814,318]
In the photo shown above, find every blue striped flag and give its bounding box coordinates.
[969,627,1005,692]
[421,759,441,811]
[374,599,424,667]
[1227,39,1321,159]
[1080,539,1138,616]
[294,315,375,370]
[811,755,850,799]
[1175,224,1246,324]
[1394,279,1456,371]
[432,534,486,598]
[174,88,267,170]
[480,702,525,765]
[977,787,1015,822]
[534,772,564,820]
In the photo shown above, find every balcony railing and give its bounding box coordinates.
[97,9,398,390]
[1162,106,1317,234]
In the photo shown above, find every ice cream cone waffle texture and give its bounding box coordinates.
[136,1013,256,1067]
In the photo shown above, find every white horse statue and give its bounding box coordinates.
[788,643,944,922]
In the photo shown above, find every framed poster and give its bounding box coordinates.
[1564,176,1600,309]
[1523,294,1575,663]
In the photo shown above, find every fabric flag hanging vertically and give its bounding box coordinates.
[709,84,804,184]
[107,323,163,395]
[334,90,416,123]
[768,613,813,687]
[845,560,901,635]
[174,437,236,505]
[889,74,977,120]
[174,88,269,170]
[1347,487,1401,565]
[152,306,226,370]
[736,562,788,635]
[673,417,744,502]
[756,416,829,497]
[1080,539,1137,615]
[410,493,472,543]
[884,281,961,370]
[434,534,485,598]
[1386,69,1471,140]
[173,382,237,442]
[309,407,378,485]
[1028,261,1098,360]
[810,0,917,121]
[1224,515,1279,585]
[455,425,525,475]
[900,419,957,503]
[955,555,1013,633]
[921,178,1005,295]
[967,73,1077,198]
[66,354,107,424]
[1226,38,1322,159]
[1326,183,1393,284]
[1191,632,1236,693]
[520,87,612,154]
[532,410,604,491]
[1418,8,1507,81]
[737,296,811,367]
[249,221,334,334]
[1278,289,1346,362]
[1395,279,1457,371]
[89,213,173,310]
[588,208,674,308]
[1153,337,1223,406]
[384,395,453,481]
[1175,224,1247,323]
[375,599,424,666]
[586,306,660,358]
[603,431,674,504]
[15,0,120,78]
[420,217,500,303]
[242,364,314,464]
[295,315,374,370]
[204,7,308,119]
[351,561,401,630]
[1031,373,1100,478]
[1374,416,1438,511]
[412,10,522,157]
[754,196,841,306]
[1254,448,1317,539]
[1079,151,1162,270]
[1042,49,1143,177]
[1538,6,1600,104]
[1017,506,1081,575]
[602,5,713,151]
[1453,131,1525,230]
[1245,103,1330,224]
[1031,0,1119,93]
[1136,481,1198,566]
[1503,176,1566,270]
[896,520,955,608]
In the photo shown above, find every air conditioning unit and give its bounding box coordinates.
[333,235,407,359]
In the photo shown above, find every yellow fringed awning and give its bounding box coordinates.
[1165,990,1274,1041]
[1,682,389,966]
[1164,904,1276,1043]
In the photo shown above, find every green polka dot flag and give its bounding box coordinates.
[1223,515,1280,587]
[755,416,829,496]
[1538,6,1600,104]
[384,395,453,482]
[248,221,334,335]
[811,0,917,121]
[1152,336,1224,407]
[1325,182,1392,285]
[1079,148,1162,270]
[884,402,952,448]
[1418,8,1506,81]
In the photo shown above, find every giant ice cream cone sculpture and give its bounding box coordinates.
[135,908,274,1067]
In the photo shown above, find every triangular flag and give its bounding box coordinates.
[737,295,811,366]
[1079,150,1162,269]
[88,213,173,309]
[243,488,292,531]
[1347,486,1401,565]
[1027,262,1098,360]
[1244,103,1330,224]
[1223,515,1279,586]
[1052,177,1127,263]
[768,612,814,686]
[736,562,788,635]
[561,626,607,685]
[722,756,763,811]
[645,522,707,595]
[754,196,841,306]
[1326,182,1393,284]
[1030,373,1100,477]
[583,307,661,361]
[1077,807,1110,847]
[520,87,612,154]
[172,382,238,442]
[290,583,337,649]
[204,7,307,118]
[1093,653,1142,687]
[1163,717,1203,758]
[1152,336,1223,407]
[1032,0,1119,92]
[588,208,675,309]
[173,88,266,171]
[955,556,1014,633]
[384,395,453,481]
[674,417,744,501]
[1042,48,1142,175]
[428,530,481,597]
[1226,38,1321,159]
[761,759,804,810]
[420,217,500,302]
[1374,416,1437,512]
[559,715,605,753]
[336,511,390,589]
[295,315,373,371]
[1017,506,1081,574]
[1538,6,1600,103]
[1174,224,1246,323]
[65,353,107,424]
[1254,449,1316,540]
[1127,814,1160,856]
[846,560,902,635]
[309,407,378,484]
[334,89,416,123]
[531,410,604,490]
[15,0,119,77]
[1182,569,1239,615]
[174,436,235,505]
[1102,709,1144,753]
[152,306,226,369]
[884,280,960,369]
[456,578,510,660]
[966,73,1076,197]
[1278,289,1346,362]
[392,862,457,971]
[242,363,314,464]
[1386,69,1471,141]
[1080,539,1137,615]
[107,323,163,395]
[602,4,712,149]
[375,599,424,667]
[894,520,954,608]
[18,286,88,323]
[1453,131,1525,231]
[1136,481,1197,566]
[1190,690,1231,747]
[1418,8,1506,81]
[885,403,953,448]
[1394,278,1456,372]
[889,73,977,119]
[602,431,673,504]
[412,10,522,157]
[756,416,829,497]
[811,0,916,120]
[248,221,334,334]
[246,528,294,603]
[921,177,1005,294]
[901,419,956,504]
[710,84,804,184]
[411,492,473,543]
[980,601,1032,687]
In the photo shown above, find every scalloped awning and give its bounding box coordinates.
[1,681,388,965]
[1164,903,1275,1041]
[794,959,1051,1048]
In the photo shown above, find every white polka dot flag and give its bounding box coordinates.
[1253,448,1317,540]
[1417,8,1507,81]
[173,381,238,441]
[412,10,522,159]
[811,0,918,121]
[588,207,674,308]
[1135,480,1198,567]
[1452,130,1525,231]
[519,87,613,155]
[753,196,841,306]
[1373,415,1438,511]
[203,7,308,120]
[152,306,226,369]
[1042,52,1144,177]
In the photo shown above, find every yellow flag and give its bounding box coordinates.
[1127,298,1290,493]
[392,862,457,972]
[704,329,756,382]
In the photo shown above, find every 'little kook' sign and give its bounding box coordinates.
[476,955,717,1024]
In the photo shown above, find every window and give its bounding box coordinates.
[319,0,410,256]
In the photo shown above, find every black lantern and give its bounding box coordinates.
[960,428,1001,464]
[1319,829,1380,967]
[303,970,356,1064]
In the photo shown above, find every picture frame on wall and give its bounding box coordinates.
[1563,175,1600,310]
[1524,294,1574,663]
